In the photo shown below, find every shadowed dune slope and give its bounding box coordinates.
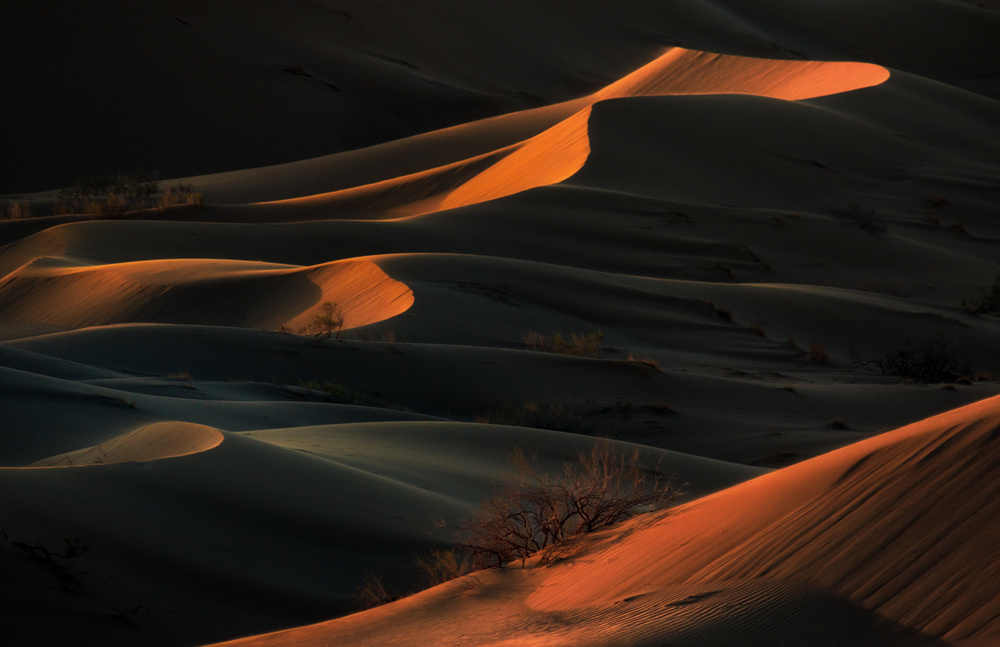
[0,257,412,332]
[212,394,1000,646]
[28,422,223,467]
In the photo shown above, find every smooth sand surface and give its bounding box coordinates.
[3,2,999,646]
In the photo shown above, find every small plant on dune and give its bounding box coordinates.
[355,573,398,609]
[412,547,471,588]
[158,183,204,211]
[305,301,345,339]
[521,329,603,358]
[449,443,681,570]
[521,329,547,352]
[3,201,32,220]
[55,170,160,218]
[961,271,1000,315]
[552,331,603,357]
[872,333,965,383]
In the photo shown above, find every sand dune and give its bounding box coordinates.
[28,422,224,467]
[0,257,412,332]
[213,394,1000,646]
[3,2,999,646]
[209,48,889,215]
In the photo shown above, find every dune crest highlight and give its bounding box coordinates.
[27,422,223,467]
[0,257,413,332]
[243,48,888,220]
[596,47,890,102]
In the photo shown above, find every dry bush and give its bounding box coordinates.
[305,301,345,339]
[57,171,160,218]
[4,201,32,220]
[453,443,680,570]
[158,183,204,211]
[355,573,397,609]
[522,329,547,351]
[550,331,603,357]
[413,547,470,588]
[874,333,965,383]
[522,329,603,357]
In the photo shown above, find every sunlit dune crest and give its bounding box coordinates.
[0,257,413,331]
[251,48,887,220]
[209,395,1000,646]
[25,422,224,467]
[597,47,890,101]
[441,107,593,211]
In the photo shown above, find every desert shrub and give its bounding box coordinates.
[521,329,547,351]
[355,573,398,609]
[305,301,345,339]
[56,171,159,217]
[158,183,204,210]
[452,443,680,570]
[413,547,470,588]
[521,329,603,357]
[3,201,32,220]
[961,271,1000,315]
[874,333,964,383]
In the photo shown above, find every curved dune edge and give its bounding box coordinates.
[439,107,593,211]
[246,48,887,220]
[208,394,1000,646]
[596,47,890,102]
[0,256,414,331]
[25,422,223,467]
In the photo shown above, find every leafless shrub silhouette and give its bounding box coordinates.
[305,301,345,339]
[452,443,681,570]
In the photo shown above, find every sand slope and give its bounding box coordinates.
[0,256,412,331]
[213,394,1000,646]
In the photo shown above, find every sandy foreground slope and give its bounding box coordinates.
[2,1,1000,646]
[211,393,1000,647]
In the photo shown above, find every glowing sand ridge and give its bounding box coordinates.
[248,48,888,220]
[0,257,413,331]
[25,422,225,467]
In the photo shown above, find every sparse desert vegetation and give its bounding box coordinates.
[450,443,680,570]
[521,329,604,357]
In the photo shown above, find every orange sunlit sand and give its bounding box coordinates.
[2,3,999,647]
